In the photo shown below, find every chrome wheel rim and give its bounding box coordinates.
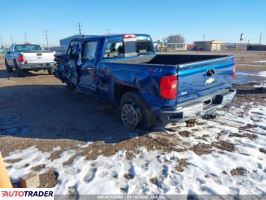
[121,103,140,129]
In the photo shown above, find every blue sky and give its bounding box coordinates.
[0,0,265,46]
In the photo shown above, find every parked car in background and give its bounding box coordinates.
[54,34,236,129]
[5,43,56,76]
[48,46,67,55]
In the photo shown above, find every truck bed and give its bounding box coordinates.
[107,54,229,66]
[147,54,228,65]
[104,54,235,105]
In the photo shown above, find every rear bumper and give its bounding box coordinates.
[160,89,236,123]
[18,62,55,70]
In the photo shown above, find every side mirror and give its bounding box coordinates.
[7,50,10,53]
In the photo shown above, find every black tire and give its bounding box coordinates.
[14,60,23,77]
[66,80,76,90]
[5,59,12,73]
[120,91,155,130]
[48,69,53,75]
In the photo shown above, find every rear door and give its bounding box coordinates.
[176,56,235,103]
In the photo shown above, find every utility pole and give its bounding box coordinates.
[106,28,110,35]
[24,32,27,43]
[10,35,14,44]
[203,35,206,41]
[44,30,49,48]
[259,32,262,45]
[0,37,3,47]
[78,23,82,35]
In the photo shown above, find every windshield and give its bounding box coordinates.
[15,44,42,52]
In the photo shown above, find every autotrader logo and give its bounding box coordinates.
[0,188,54,200]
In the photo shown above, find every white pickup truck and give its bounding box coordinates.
[5,43,56,76]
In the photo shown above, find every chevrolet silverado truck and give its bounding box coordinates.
[5,43,56,76]
[54,34,236,129]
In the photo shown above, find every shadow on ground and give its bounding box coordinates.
[0,84,148,143]
[0,69,50,78]
[237,87,266,94]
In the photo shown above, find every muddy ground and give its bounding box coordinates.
[0,51,265,188]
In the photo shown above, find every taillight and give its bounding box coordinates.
[160,75,177,99]
[232,64,236,80]
[18,54,24,62]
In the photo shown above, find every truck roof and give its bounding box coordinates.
[12,43,41,46]
[71,34,151,42]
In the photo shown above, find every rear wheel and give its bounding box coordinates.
[5,59,12,73]
[14,61,23,77]
[48,69,53,75]
[120,91,155,130]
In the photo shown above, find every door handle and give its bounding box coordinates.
[87,67,94,74]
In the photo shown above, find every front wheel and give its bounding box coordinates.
[66,80,76,90]
[48,69,53,75]
[120,91,155,130]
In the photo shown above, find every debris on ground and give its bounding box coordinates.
[19,172,40,188]
[230,168,248,176]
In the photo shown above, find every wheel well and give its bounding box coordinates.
[114,84,138,104]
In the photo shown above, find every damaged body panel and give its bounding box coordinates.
[54,34,236,129]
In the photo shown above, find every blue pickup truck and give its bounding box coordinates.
[54,34,236,129]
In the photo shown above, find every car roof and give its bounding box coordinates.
[13,43,41,46]
[71,34,151,42]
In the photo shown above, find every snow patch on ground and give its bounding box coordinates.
[254,81,266,88]
[237,71,266,78]
[253,60,266,63]
[4,103,266,196]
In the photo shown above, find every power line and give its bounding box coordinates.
[44,30,49,48]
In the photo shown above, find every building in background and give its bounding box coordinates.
[60,35,91,50]
[222,43,248,50]
[167,43,187,51]
[194,40,223,51]
[247,44,266,51]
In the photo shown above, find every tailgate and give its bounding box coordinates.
[176,56,235,103]
[22,51,55,64]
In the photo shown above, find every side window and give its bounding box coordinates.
[67,42,80,58]
[103,40,124,58]
[83,41,98,61]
